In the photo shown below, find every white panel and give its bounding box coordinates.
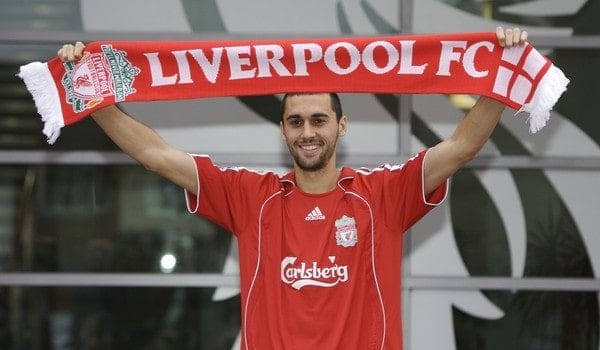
[414,0,572,37]
[500,0,587,17]
[216,0,339,34]
[501,44,526,66]
[523,49,546,79]
[509,74,532,105]
[81,0,191,32]
[493,66,513,97]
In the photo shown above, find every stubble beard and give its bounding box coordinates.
[289,135,338,172]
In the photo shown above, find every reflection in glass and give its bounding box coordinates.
[0,286,240,350]
[1,165,232,273]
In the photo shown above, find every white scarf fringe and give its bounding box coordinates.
[518,64,570,134]
[17,61,63,144]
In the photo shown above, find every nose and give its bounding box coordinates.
[300,123,316,139]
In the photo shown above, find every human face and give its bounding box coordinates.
[280,94,347,172]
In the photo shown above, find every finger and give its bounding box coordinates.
[57,44,73,61]
[512,28,521,46]
[74,41,85,60]
[67,44,77,62]
[505,28,514,47]
[520,30,528,46]
[496,26,506,47]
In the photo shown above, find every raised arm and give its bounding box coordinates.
[423,27,528,195]
[58,43,198,195]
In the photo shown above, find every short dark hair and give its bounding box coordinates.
[280,93,343,121]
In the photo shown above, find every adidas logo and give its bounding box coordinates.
[305,206,326,221]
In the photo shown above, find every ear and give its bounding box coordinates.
[280,120,286,140]
[338,115,348,137]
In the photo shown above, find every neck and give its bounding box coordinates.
[294,164,340,194]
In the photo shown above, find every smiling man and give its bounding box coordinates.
[58,27,527,350]
[280,93,347,191]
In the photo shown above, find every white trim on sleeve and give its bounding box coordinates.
[421,148,449,206]
[184,153,207,214]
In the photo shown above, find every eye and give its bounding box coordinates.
[312,118,325,126]
[289,118,303,127]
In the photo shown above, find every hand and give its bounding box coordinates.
[57,41,86,62]
[496,27,528,47]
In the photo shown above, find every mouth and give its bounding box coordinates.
[298,143,322,156]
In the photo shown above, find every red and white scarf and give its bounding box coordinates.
[18,32,569,144]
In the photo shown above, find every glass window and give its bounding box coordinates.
[408,289,598,350]
[409,168,599,279]
[0,286,240,350]
[1,165,233,273]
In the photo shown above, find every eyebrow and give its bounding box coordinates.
[285,113,330,120]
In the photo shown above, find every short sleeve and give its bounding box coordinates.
[184,154,277,235]
[184,154,236,233]
[185,155,256,234]
[383,148,448,231]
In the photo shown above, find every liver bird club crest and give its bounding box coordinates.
[335,215,358,247]
[61,44,140,113]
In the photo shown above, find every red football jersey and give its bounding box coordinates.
[185,149,447,350]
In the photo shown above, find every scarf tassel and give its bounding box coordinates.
[519,64,570,134]
[18,61,64,144]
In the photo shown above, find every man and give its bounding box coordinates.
[58,27,527,349]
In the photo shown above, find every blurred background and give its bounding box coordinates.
[0,0,599,349]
